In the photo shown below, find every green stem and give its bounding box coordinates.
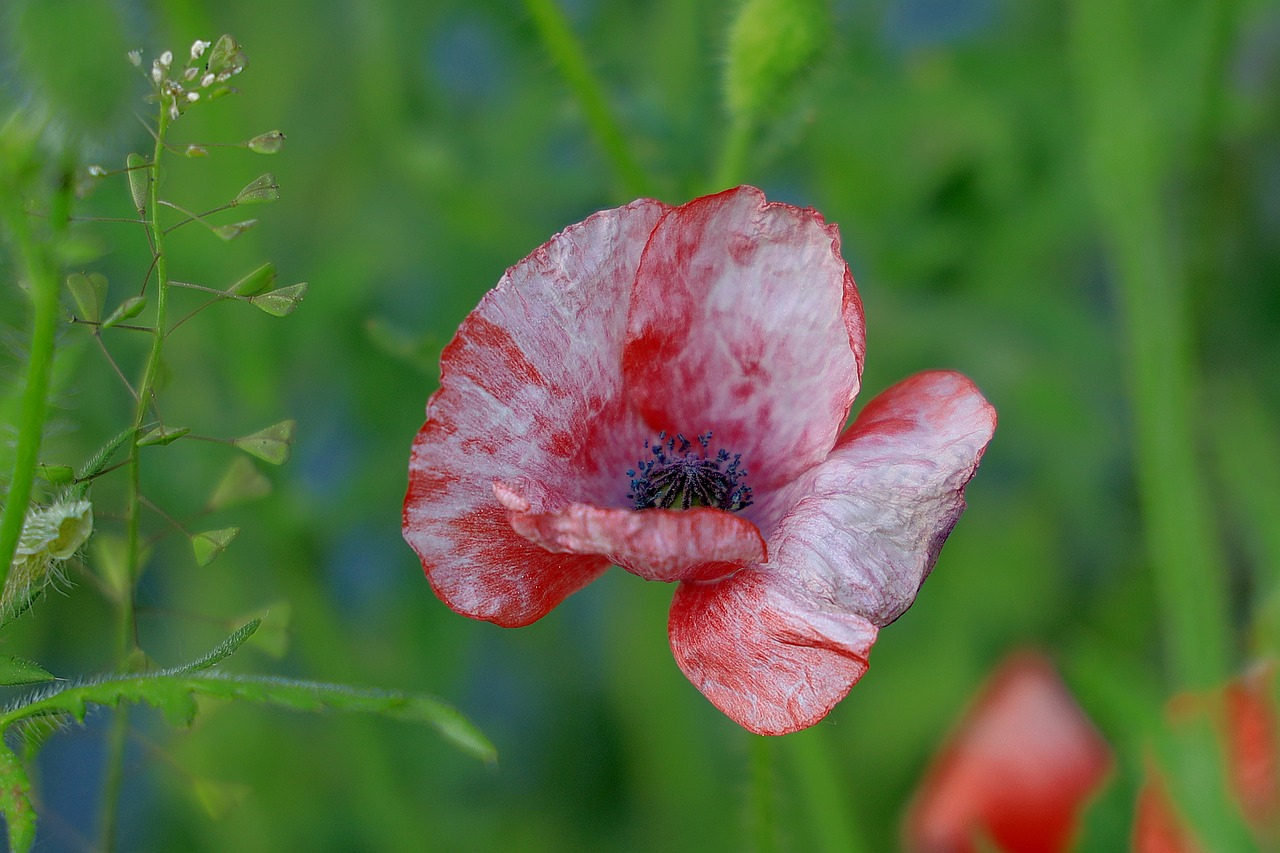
[784,727,868,853]
[748,735,777,853]
[712,115,753,193]
[102,107,172,853]
[1069,0,1228,693]
[0,164,72,595]
[522,0,653,199]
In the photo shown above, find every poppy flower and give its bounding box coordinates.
[903,651,1113,853]
[1132,664,1279,852]
[403,186,996,735]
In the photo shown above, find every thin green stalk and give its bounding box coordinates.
[0,164,72,594]
[522,0,652,199]
[784,727,869,853]
[712,115,753,193]
[748,735,778,853]
[101,107,171,853]
[1069,0,1228,693]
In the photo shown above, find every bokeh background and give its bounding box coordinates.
[2,0,1279,849]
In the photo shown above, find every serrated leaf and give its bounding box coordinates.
[246,130,286,154]
[101,295,146,330]
[232,420,296,465]
[66,272,107,322]
[0,656,55,687]
[0,743,36,853]
[212,219,258,241]
[0,669,496,764]
[234,173,280,205]
[228,262,277,297]
[192,528,239,566]
[177,620,260,674]
[126,153,148,213]
[248,282,307,317]
[137,425,190,447]
[208,457,271,510]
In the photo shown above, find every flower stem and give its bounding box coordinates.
[521,0,653,199]
[712,115,753,192]
[101,106,172,853]
[1069,0,1228,692]
[747,734,778,853]
[0,159,73,596]
[784,727,869,853]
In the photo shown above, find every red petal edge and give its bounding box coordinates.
[668,570,878,735]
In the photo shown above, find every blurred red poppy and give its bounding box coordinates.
[903,651,1113,852]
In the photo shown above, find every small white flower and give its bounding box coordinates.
[151,62,163,83]
[127,50,142,67]
[201,73,216,88]
[191,39,211,60]
[169,103,180,120]
[187,91,199,102]
[87,165,107,176]
[184,66,198,81]
[159,50,173,67]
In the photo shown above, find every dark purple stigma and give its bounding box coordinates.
[627,431,753,512]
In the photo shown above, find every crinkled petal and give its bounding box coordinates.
[754,369,997,629]
[623,186,865,493]
[403,198,670,626]
[495,478,765,582]
[904,652,1113,853]
[668,569,878,735]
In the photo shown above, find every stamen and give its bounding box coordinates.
[627,431,753,512]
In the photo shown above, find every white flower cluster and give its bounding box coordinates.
[128,36,245,122]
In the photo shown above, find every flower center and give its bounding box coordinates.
[627,432,753,512]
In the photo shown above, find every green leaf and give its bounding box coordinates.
[0,657,54,687]
[238,601,291,658]
[0,667,496,763]
[248,282,308,317]
[232,419,296,465]
[0,742,35,853]
[100,295,146,330]
[246,130,286,154]
[125,153,148,213]
[192,777,251,819]
[192,527,240,567]
[212,219,258,241]
[137,425,190,447]
[208,457,272,510]
[66,271,107,322]
[234,173,280,205]
[176,620,261,673]
[228,262,277,297]
[36,464,74,485]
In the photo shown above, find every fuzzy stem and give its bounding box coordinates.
[712,115,753,193]
[785,727,869,853]
[0,162,73,596]
[522,0,652,199]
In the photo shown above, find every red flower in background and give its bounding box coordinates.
[403,186,996,734]
[903,651,1113,853]
[1133,664,1279,852]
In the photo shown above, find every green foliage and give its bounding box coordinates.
[724,0,828,123]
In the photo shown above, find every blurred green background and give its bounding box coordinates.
[2,0,1279,849]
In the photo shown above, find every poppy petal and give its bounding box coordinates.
[668,569,878,735]
[752,370,997,629]
[623,186,865,493]
[403,198,670,626]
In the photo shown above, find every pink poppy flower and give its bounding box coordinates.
[403,186,996,735]
[903,651,1113,853]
